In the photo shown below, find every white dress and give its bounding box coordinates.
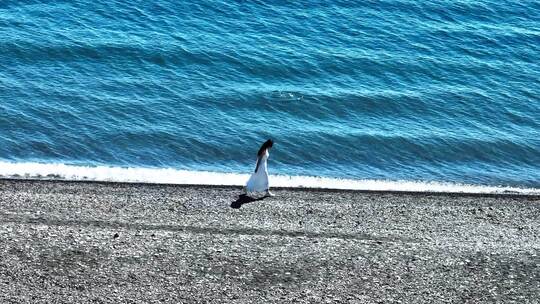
[246,149,269,194]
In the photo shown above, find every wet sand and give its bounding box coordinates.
[0,179,539,303]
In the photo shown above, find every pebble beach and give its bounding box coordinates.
[0,179,539,303]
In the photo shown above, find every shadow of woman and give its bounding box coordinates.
[230,194,267,209]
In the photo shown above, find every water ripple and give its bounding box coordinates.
[0,0,538,188]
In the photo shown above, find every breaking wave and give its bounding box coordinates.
[1,161,538,195]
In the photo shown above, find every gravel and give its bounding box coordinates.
[0,179,539,303]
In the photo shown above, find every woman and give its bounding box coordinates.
[245,139,274,197]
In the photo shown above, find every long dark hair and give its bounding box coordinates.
[257,139,273,157]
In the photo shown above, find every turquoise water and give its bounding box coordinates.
[1,1,539,190]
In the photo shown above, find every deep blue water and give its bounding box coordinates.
[1,0,539,189]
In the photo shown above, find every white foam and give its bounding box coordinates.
[0,161,538,195]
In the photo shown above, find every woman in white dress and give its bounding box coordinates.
[245,139,274,197]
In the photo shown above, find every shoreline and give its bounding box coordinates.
[2,177,540,199]
[1,179,539,303]
[1,161,539,195]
